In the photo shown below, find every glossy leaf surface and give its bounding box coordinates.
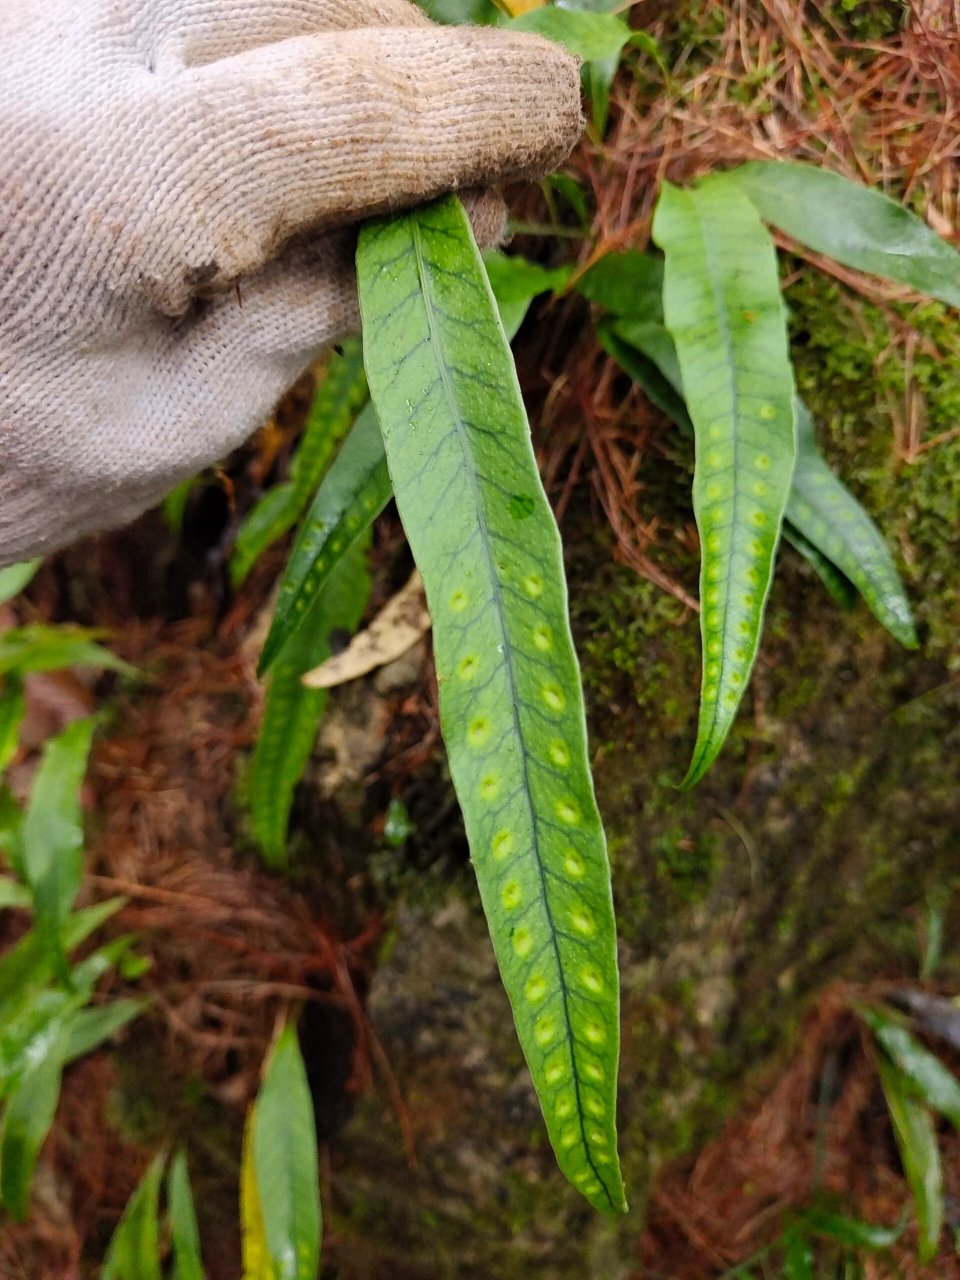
[877,1057,943,1262]
[258,404,390,675]
[252,1025,321,1280]
[653,179,796,785]
[861,1003,960,1128]
[17,718,96,965]
[250,541,370,866]
[729,162,960,308]
[0,1025,67,1219]
[357,195,625,1213]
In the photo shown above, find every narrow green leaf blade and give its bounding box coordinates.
[250,540,371,867]
[64,999,146,1064]
[258,404,391,675]
[230,341,369,587]
[653,180,796,785]
[19,717,96,960]
[0,677,25,773]
[0,626,133,679]
[877,1057,943,1263]
[289,339,369,507]
[0,899,124,1022]
[358,195,625,1214]
[168,1148,205,1280]
[799,1206,905,1250]
[252,1024,321,1280]
[0,1026,67,1219]
[729,161,960,309]
[482,251,570,341]
[861,1003,960,1129]
[789,403,917,646]
[102,1153,165,1280]
[230,484,299,590]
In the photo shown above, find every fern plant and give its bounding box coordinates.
[0,584,146,1221]
[100,1022,320,1280]
[237,0,960,1234]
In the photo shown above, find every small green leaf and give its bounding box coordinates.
[64,1000,146,1063]
[0,626,133,679]
[780,1223,814,1280]
[102,1154,165,1280]
[250,541,370,867]
[653,179,797,785]
[358,195,625,1213]
[482,251,570,340]
[798,1205,905,1250]
[577,250,664,320]
[0,1023,68,1219]
[877,1056,943,1262]
[168,1148,205,1280]
[0,899,124,1023]
[17,718,96,965]
[860,1003,960,1128]
[728,162,960,309]
[258,404,391,674]
[252,1025,321,1280]
[509,7,633,64]
[0,561,41,607]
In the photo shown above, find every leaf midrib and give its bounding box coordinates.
[410,212,613,1209]
[688,195,743,779]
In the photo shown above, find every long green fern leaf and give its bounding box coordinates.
[653,179,797,786]
[357,195,625,1213]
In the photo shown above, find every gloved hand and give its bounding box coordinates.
[0,0,582,568]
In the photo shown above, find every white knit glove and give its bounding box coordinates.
[0,0,582,568]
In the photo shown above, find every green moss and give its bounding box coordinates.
[786,269,960,667]
[821,0,908,40]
